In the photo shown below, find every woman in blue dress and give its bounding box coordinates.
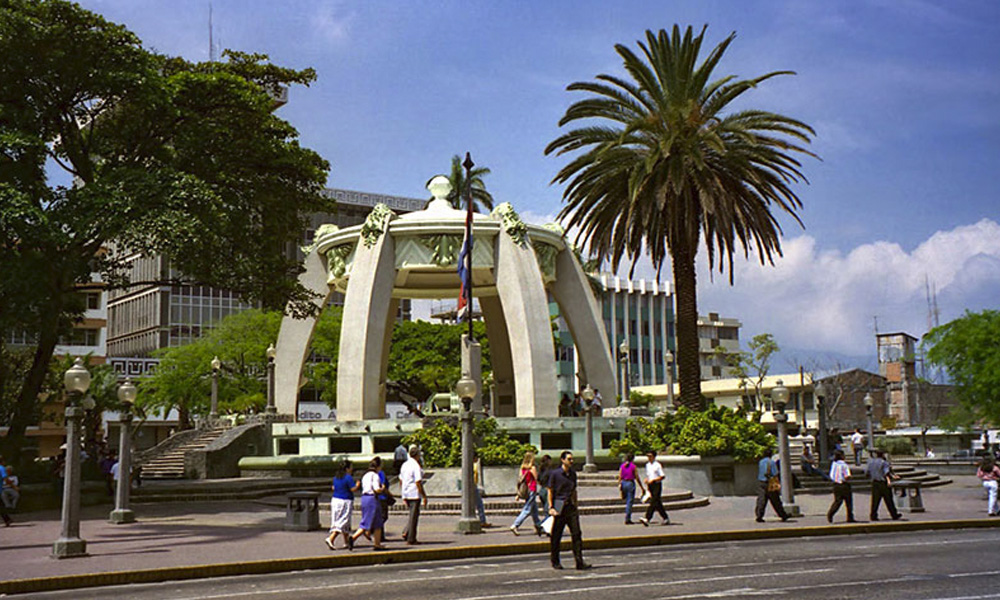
[350,458,387,550]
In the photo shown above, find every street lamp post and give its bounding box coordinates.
[110,379,137,524]
[581,385,597,473]
[773,380,800,517]
[619,340,630,407]
[864,392,875,459]
[455,377,481,534]
[210,356,221,421]
[53,358,91,558]
[815,381,830,468]
[664,350,675,407]
[266,344,277,415]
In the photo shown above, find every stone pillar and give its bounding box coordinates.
[494,229,558,417]
[275,249,335,417]
[479,295,515,417]
[337,231,397,420]
[549,248,615,399]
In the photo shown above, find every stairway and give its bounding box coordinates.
[794,464,952,495]
[139,428,227,480]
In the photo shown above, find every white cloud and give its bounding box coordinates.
[312,2,353,43]
[626,219,1000,357]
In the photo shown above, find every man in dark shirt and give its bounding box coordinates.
[547,451,590,571]
[865,450,902,521]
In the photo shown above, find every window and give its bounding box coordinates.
[60,328,99,347]
[629,320,636,335]
[85,292,100,310]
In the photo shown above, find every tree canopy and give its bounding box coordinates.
[442,154,493,212]
[545,25,815,410]
[0,0,331,447]
[924,309,1000,425]
[387,320,492,402]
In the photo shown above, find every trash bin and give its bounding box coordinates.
[285,491,321,531]
[893,481,925,513]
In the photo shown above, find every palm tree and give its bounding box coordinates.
[442,154,494,212]
[545,25,815,411]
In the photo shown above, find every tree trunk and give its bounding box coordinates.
[671,242,704,411]
[5,309,61,452]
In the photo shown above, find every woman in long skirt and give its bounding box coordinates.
[325,460,359,550]
[350,458,387,550]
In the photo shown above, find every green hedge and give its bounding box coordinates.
[609,405,774,462]
[875,436,914,456]
[402,416,536,468]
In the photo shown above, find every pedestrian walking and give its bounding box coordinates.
[865,450,902,521]
[509,451,543,536]
[616,452,644,525]
[827,450,856,523]
[536,454,553,514]
[100,450,117,496]
[376,457,395,536]
[350,458,386,550]
[754,448,790,523]
[639,450,669,526]
[0,457,12,526]
[473,453,492,528]
[399,444,427,544]
[325,459,359,550]
[1,465,19,512]
[976,456,1000,516]
[393,442,408,475]
[547,451,590,570]
[851,429,865,465]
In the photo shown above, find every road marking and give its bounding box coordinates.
[853,535,1000,550]
[648,570,1000,600]
[457,568,833,600]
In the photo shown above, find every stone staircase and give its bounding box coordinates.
[139,428,227,480]
[794,464,952,495]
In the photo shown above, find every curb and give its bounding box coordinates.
[3,518,999,595]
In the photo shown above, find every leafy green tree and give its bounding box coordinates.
[387,320,491,402]
[715,333,779,411]
[925,309,1000,424]
[139,310,283,428]
[442,154,493,212]
[0,0,331,448]
[545,25,815,411]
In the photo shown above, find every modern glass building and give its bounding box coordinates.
[107,188,427,359]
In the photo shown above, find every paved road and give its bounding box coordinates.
[22,527,1000,600]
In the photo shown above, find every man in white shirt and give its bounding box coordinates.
[851,429,865,465]
[399,445,428,544]
[639,450,670,526]
[827,449,856,523]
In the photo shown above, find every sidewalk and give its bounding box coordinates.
[2,474,997,594]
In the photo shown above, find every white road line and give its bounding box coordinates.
[649,570,1000,600]
[853,535,1000,550]
[457,568,833,600]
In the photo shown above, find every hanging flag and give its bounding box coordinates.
[456,191,473,322]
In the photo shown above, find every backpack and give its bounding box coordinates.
[516,469,529,500]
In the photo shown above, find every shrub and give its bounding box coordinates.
[609,405,774,462]
[402,416,536,467]
[875,436,914,456]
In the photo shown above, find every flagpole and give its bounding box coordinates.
[462,152,475,341]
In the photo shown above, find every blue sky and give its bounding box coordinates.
[81,0,1000,367]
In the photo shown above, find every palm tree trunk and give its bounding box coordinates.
[671,243,704,411]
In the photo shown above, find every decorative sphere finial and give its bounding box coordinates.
[427,175,452,201]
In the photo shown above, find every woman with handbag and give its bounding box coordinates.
[616,453,644,525]
[350,458,387,550]
[509,451,544,536]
